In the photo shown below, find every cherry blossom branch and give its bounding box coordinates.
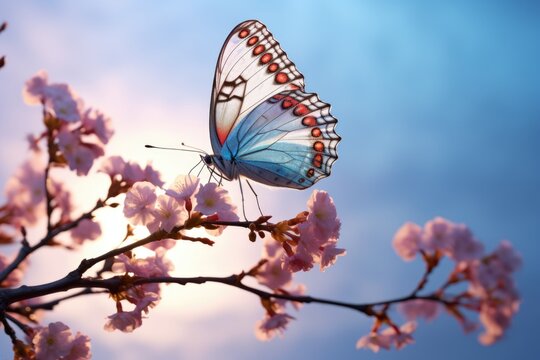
[8,288,106,315]
[1,312,18,345]
[72,217,266,277]
[0,198,107,284]
[2,271,454,320]
[44,111,55,231]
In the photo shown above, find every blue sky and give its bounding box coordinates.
[1,1,539,359]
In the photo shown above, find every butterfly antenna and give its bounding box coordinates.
[145,144,206,154]
[180,142,207,155]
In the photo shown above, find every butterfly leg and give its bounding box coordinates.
[246,179,264,218]
[189,158,204,177]
[238,178,248,221]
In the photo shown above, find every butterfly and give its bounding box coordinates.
[205,20,341,190]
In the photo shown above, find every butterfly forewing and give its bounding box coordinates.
[210,20,305,154]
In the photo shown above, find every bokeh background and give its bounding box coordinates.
[1,1,539,359]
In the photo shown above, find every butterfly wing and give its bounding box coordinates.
[222,90,340,189]
[210,20,305,154]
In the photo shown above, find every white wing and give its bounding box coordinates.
[210,20,305,153]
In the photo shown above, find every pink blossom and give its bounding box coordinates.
[143,163,164,187]
[356,332,393,352]
[33,322,91,360]
[112,253,173,278]
[467,248,520,303]
[194,182,236,215]
[45,83,83,123]
[23,70,48,104]
[71,219,101,244]
[71,145,97,175]
[57,129,98,175]
[460,240,521,345]
[100,157,163,186]
[447,224,484,262]
[33,322,72,359]
[255,313,294,341]
[492,240,522,273]
[255,256,292,290]
[4,155,46,226]
[49,179,73,223]
[64,332,91,360]
[283,247,314,273]
[357,322,416,352]
[123,162,145,184]
[478,301,516,345]
[320,242,346,271]
[194,182,239,235]
[100,155,127,179]
[421,217,454,253]
[392,222,422,261]
[5,155,45,206]
[262,238,285,259]
[82,108,114,144]
[123,181,157,226]
[398,299,440,322]
[284,191,344,272]
[166,174,200,202]
[104,310,143,333]
[121,162,164,187]
[387,321,416,349]
[147,194,187,233]
[23,71,84,122]
[305,190,340,241]
[110,254,170,320]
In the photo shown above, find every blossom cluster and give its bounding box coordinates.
[30,322,91,360]
[354,217,521,352]
[251,190,345,340]
[0,73,165,357]
[105,253,173,333]
[24,71,113,176]
[121,175,238,237]
[1,71,115,238]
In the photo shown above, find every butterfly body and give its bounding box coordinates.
[208,20,340,190]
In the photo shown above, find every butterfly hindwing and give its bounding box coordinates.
[222,90,340,189]
[210,20,305,154]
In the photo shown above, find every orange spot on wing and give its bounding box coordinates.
[311,127,322,137]
[313,141,325,152]
[247,36,259,46]
[302,116,317,127]
[253,45,265,55]
[313,154,323,168]
[275,72,289,84]
[239,29,250,38]
[260,53,272,64]
[268,63,279,73]
[282,96,299,109]
[294,104,309,116]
